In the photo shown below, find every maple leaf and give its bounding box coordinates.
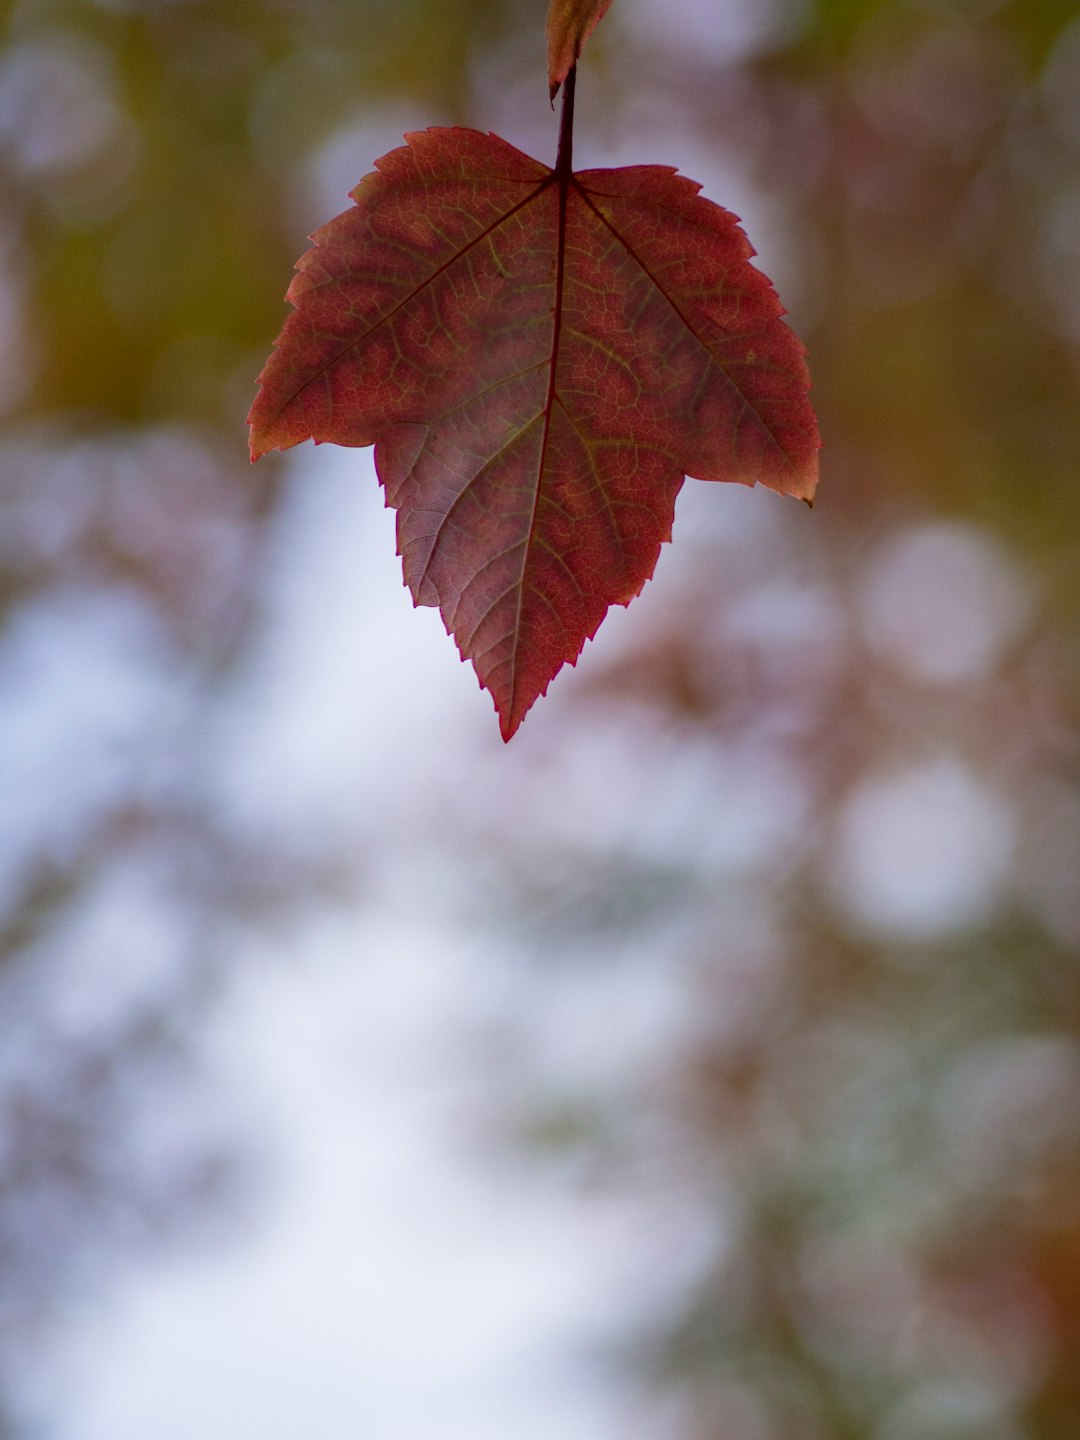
[249,76,819,740]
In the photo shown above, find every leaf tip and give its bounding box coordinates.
[246,420,282,462]
[493,693,526,742]
[247,414,267,464]
[546,0,614,99]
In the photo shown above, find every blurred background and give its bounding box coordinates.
[2,0,1080,1435]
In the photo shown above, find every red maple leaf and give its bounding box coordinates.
[249,72,819,739]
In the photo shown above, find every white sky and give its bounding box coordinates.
[16,443,684,1440]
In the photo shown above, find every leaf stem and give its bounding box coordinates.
[555,64,576,179]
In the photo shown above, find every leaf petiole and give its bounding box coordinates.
[555,64,576,179]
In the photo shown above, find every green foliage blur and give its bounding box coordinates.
[2,0,1079,1437]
